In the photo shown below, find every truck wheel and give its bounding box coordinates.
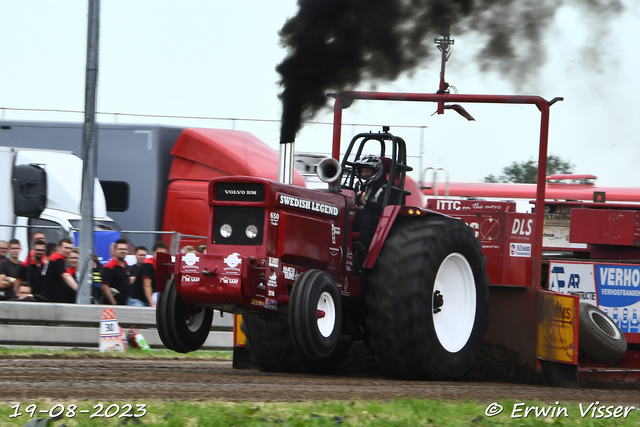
[164,278,214,353]
[365,216,490,379]
[289,270,342,359]
[579,302,627,365]
[242,313,305,372]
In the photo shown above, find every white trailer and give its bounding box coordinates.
[0,147,120,261]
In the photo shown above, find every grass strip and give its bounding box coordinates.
[1,399,638,427]
[0,347,232,360]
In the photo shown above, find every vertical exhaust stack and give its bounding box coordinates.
[278,89,299,185]
[278,141,295,185]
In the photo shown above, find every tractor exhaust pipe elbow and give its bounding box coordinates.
[317,157,342,193]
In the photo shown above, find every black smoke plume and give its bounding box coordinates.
[276,0,623,143]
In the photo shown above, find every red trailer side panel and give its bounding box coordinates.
[570,208,640,247]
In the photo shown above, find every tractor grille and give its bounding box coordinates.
[213,206,264,245]
[215,183,265,202]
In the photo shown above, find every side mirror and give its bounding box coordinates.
[12,164,47,218]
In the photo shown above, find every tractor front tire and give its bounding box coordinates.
[366,216,490,380]
[156,278,179,351]
[579,302,627,366]
[289,270,342,360]
[159,278,213,353]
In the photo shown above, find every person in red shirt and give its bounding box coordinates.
[42,238,78,303]
[101,239,130,305]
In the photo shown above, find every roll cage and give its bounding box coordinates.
[339,127,413,209]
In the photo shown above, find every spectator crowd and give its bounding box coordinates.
[0,233,201,306]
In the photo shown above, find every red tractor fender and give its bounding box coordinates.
[362,205,452,270]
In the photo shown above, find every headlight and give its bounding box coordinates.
[220,224,232,238]
[246,225,258,238]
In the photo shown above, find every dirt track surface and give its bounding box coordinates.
[2,357,640,405]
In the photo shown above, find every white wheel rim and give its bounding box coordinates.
[591,310,621,339]
[317,291,336,338]
[186,310,205,333]
[432,253,477,353]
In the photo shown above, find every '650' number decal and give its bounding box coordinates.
[270,212,280,226]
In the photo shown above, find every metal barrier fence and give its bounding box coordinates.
[0,301,233,350]
[0,223,206,262]
[116,230,206,254]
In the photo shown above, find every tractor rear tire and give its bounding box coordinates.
[243,310,349,373]
[579,302,627,366]
[242,313,305,372]
[289,270,342,360]
[365,216,490,380]
[161,278,214,353]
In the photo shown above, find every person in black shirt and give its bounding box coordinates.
[0,240,8,261]
[0,239,22,300]
[66,248,80,283]
[19,239,48,299]
[127,246,149,307]
[101,239,130,305]
[92,254,104,303]
[353,155,387,249]
[26,231,48,265]
[42,238,78,303]
[12,282,37,302]
[352,155,389,273]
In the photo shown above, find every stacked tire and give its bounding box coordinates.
[578,302,627,365]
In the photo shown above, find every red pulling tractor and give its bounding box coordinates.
[156,125,490,379]
[155,29,629,386]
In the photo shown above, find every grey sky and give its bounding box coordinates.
[1,1,638,187]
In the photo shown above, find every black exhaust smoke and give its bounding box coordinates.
[277,0,623,143]
[277,0,465,143]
